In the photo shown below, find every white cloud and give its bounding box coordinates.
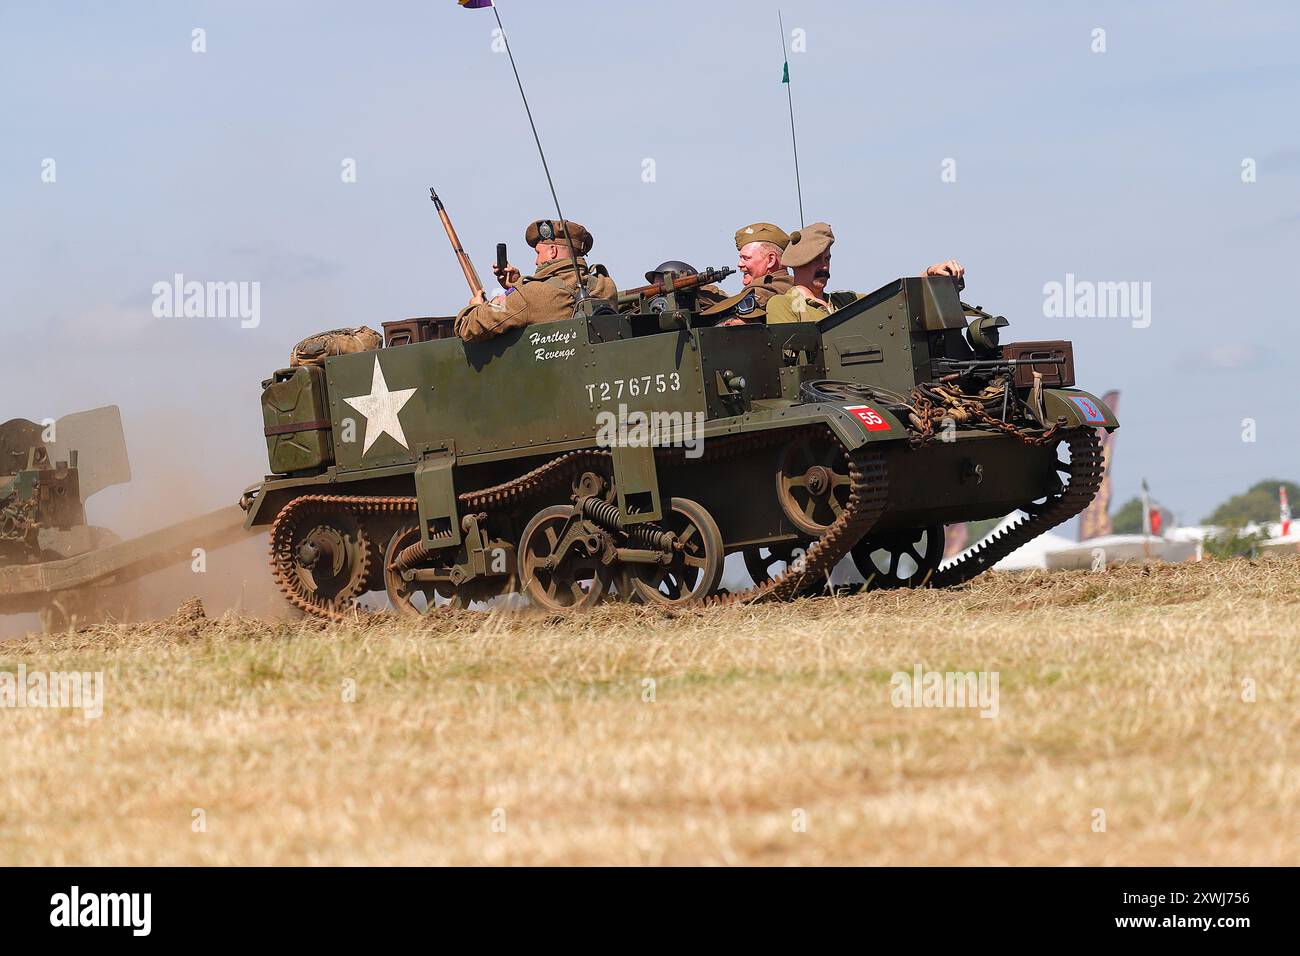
[1178,344,1266,371]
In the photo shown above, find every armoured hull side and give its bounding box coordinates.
[320,317,707,474]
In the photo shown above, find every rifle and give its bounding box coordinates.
[429,188,484,298]
[616,266,736,307]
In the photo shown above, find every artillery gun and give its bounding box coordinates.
[0,406,250,632]
[241,272,1117,618]
[0,407,136,630]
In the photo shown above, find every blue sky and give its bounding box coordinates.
[1,0,1297,532]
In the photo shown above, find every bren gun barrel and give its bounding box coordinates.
[616,266,736,307]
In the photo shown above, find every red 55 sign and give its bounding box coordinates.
[844,404,891,432]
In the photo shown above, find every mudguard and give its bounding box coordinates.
[242,470,338,528]
[1043,389,1119,430]
[706,400,908,452]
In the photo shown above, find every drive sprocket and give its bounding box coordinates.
[269,500,372,620]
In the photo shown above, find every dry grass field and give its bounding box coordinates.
[1,558,1297,866]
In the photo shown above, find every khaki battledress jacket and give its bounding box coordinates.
[455,258,618,342]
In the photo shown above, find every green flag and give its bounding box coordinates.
[782,61,789,83]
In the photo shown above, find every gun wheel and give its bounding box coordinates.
[776,433,854,537]
[270,503,372,620]
[627,498,724,606]
[851,525,945,590]
[38,595,82,635]
[36,578,138,634]
[518,505,610,611]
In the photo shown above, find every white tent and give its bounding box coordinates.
[1259,530,1300,557]
[1167,522,1300,558]
[994,530,1078,571]
[1043,533,1199,570]
[938,514,1076,572]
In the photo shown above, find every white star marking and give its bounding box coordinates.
[343,357,418,455]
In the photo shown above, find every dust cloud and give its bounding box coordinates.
[2,405,288,638]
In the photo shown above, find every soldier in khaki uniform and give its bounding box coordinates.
[767,221,968,324]
[768,222,842,324]
[702,222,796,325]
[454,219,618,343]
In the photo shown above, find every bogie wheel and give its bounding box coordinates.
[383,524,461,614]
[518,505,610,611]
[776,433,854,536]
[384,524,516,613]
[628,497,725,606]
[270,504,372,619]
[851,525,945,590]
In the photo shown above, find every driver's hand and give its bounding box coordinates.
[493,262,522,287]
[718,318,747,327]
[468,290,487,306]
[924,258,965,278]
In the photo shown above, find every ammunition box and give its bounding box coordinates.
[262,365,332,474]
[1002,340,1075,389]
[382,316,457,348]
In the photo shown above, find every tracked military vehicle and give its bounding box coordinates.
[241,272,1116,618]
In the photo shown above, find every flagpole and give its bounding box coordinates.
[778,10,804,229]
[1141,478,1151,559]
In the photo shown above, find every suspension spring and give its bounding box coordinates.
[580,496,676,551]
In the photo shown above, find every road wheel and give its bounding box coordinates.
[518,505,609,610]
[627,498,724,606]
[742,541,811,587]
[776,433,853,536]
[851,525,945,589]
[383,524,463,613]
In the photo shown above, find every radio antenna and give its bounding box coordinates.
[490,3,588,303]
[778,10,805,229]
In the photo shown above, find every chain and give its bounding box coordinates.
[907,380,1064,449]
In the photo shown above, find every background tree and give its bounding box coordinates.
[1108,497,1174,535]
[1202,527,1266,561]
[1204,479,1298,528]
[1111,497,1144,534]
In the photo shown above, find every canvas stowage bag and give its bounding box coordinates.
[290,326,383,367]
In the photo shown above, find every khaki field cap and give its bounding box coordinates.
[734,222,790,251]
[525,219,593,255]
[781,222,835,268]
